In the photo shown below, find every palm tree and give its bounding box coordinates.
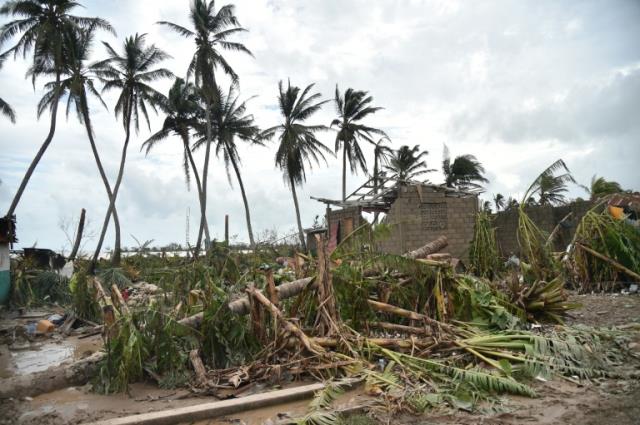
[158,0,252,252]
[193,84,264,248]
[371,137,393,224]
[0,54,16,122]
[0,0,112,218]
[36,23,122,251]
[141,77,211,249]
[384,145,433,182]
[90,33,172,269]
[331,86,385,200]
[0,97,15,122]
[265,80,331,250]
[522,159,575,206]
[442,146,488,191]
[580,175,623,200]
[493,193,505,212]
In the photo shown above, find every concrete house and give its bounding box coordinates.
[311,175,478,260]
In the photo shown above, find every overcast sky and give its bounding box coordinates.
[1,0,639,253]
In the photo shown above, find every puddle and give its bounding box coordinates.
[11,343,74,374]
[0,335,102,378]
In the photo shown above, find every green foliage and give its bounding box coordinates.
[95,307,198,393]
[469,211,501,279]
[69,269,101,322]
[10,259,72,307]
[572,208,640,291]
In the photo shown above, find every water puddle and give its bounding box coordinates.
[11,342,74,374]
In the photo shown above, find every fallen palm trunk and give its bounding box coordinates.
[311,336,435,349]
[369,321,432,336]
[247,286,325,355]
[577,243,640,282]
[0,351,105,399]
[178,277,316,328]
[367,299,462,336]
[403,236,448,259]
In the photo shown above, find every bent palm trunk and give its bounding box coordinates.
[195,105,214,253]
[90,99,133,272]
[80,94,121,256]
[5,72,61,218]
[230,156,255,248]
[182,134,210,251]
[290,176,307,251]
[342,146,347,201]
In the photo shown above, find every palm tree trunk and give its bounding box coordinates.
[373,155,380,224]
[5,72,61,218]
[195,104,213,253]
[90,97,133,272]
[289,176,307,251]
[80,93,121,255]
[229,155,255,248]
[341,146,347,201]
[182,133,209,255]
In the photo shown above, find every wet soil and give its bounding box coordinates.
[1,293,639,425]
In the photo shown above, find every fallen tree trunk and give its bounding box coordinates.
[367,299,458,335]
[404,236,448,259]
[576,243,640,282]
[311,336,434,349]
[368,321,432,336]
[0,351,105,399]
[178,277,315,328]
[247,286,325,355]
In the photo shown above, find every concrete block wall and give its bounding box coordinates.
[493,200,594,257]
[377,185,478,260]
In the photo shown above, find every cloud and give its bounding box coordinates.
[0,0,639,250]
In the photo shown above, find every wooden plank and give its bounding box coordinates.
[86,383,326,425]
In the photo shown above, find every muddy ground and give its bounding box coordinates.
[1,292,639,425]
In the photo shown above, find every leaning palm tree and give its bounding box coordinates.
[0,0,112,218]
[580,175,623,200]
[90,33,172,269]
[265,80,331,250]
[493,193,505,212]
[141,77,211,251]
[193,84,264,248]
[384,144,433,182]
[331,86,385,200]
[158,0,252,252]
[442,146,488,191]
[36,23,121,251]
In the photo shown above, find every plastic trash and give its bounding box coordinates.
[47,314,65,326]
[36,319,55,334]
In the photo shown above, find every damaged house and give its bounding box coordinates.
[311,175,478,260]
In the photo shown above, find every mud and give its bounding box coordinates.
[1,293,639,425]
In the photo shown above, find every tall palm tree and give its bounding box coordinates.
[36,23,121,250]
[90,33,172,269]
[522,159,575,206]
[193,84,264,248]
[442,146,488,191]
[265,80,331,250]
[580,175,623,200]
[0,0,112,218]
[141,77,211,249]
[331,86,385,200]
[493,193,505,212]
[158,0,252,252]
[371,137,393,224]
[384,144,433,182]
